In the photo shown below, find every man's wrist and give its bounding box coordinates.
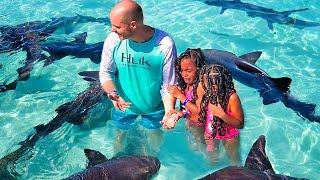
[107,89,119,100]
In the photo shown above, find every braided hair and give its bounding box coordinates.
[175,48,206,105]
[198,64,235,138]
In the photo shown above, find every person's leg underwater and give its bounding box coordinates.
[222,135,241,165]
[112,108,138,155]
[140,109,165,156]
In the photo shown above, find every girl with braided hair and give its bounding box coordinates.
[166,48,207,150]
[199,64,244,165]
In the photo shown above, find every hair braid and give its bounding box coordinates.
[198,64,235,138]
[175,48,206,106]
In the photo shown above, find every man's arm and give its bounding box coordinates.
[99,33,131,111]
[159,35,179,129]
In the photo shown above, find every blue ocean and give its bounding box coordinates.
[0,0,319,179]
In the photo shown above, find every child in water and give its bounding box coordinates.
[167,49,244,165]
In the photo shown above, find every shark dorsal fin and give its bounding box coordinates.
[270,77,291,92]
[72,32,87,44]
[84,149,108,168]
[244,135,275,174]
[238,51,262,64]
[267,21,274,31]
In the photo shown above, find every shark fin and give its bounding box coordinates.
[90,55,101,64]
[72,32,87,44]
[267,21,274,31]
[244,135,276,174]
[280,8,308,17]
[220,7,227,14]
[78,71,99,80]
[0,80,18,92]
[238,51,262,64]
[270,77,291,92]
[84,149,108,168]
[259,88,281,105]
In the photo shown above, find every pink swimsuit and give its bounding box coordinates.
[204,93,239,140]
[204,110,239,140]
[184,89,204,127]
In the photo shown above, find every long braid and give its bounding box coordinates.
[175,48,205,106]
[198,64,235,138]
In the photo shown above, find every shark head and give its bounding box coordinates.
[65,149,160,179]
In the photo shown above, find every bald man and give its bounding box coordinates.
[99,0,177,155]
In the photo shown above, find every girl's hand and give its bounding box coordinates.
[208,103,226,119]
[167,85,183,100]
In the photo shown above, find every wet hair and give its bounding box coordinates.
[175,48,206,105]
[198,64,235,138]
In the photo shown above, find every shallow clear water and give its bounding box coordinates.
[0,0,320,179]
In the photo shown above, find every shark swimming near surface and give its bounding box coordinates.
[200,135,307,179]
[0,14,109,53]
[0,76,106,179]
[65,149,160,180]
[202,49,320,123]
[0,32,103,93]
[204,0,320,30]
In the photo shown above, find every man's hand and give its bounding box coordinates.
[161,110,180,129]
[111,96,131,111]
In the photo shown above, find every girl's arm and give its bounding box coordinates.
[208,93,244,129]
[167,85,200,115]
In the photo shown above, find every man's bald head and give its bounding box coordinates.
[111,0,143,24]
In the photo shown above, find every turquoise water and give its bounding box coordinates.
[0,0,320,179]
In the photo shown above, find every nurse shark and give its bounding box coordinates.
[200,135,307,179]
[202,49,320,123]
[65,149,160,180]
[204,0,320,30]
[0,32,103,92]
[0,78,106,179]
[0,14,109,53]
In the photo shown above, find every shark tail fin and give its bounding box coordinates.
[281,8,309,16]
[282,94,320,123]
[244,135,276,174]
[84,149,108,168]
[239,51,262,64]
[270,77,291,92]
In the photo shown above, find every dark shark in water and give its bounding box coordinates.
[200,135,307,179]
[65,149,160,180]
[0,14,109,53]
[202,49,320,123]
[0,77,106,179]
[40,32,103,66]
[0,32,103,92]
[204,0,320,30]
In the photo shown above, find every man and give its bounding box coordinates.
[99,0,177,155]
